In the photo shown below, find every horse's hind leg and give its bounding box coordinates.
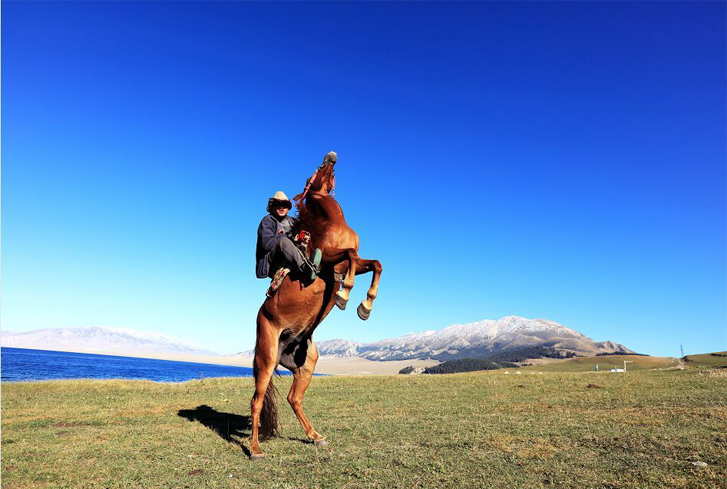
[249,315,279,461]
[322,248,359,310]
[354,258,383,321]
[287,341,327,446]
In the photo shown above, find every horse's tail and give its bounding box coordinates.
[253,361,280,441]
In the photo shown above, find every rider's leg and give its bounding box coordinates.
[271,237,320,279]
[272,236,304,269]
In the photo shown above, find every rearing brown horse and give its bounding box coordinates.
[248,151,382,461]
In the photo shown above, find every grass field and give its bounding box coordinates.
[2,368,726,489]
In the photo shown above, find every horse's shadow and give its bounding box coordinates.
[177,405,252,456]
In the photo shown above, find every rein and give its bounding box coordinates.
[298,168,318,203]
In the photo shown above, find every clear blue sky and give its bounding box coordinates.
[3,1,725,357]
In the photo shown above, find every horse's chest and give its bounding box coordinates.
[320,229,358,252]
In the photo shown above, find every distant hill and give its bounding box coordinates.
[0,327,216,357]
[518,354,678,372]
[683,351,727,368]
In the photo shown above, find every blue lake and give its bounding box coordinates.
[0,347,273,383]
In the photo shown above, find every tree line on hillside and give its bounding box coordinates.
[486,345,576,363]
[595,351,648,356]
[421,358,516,374]
[399,345,580,375]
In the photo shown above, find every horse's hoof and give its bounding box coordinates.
[357,303,371,321]
[249,452,265,462]
[314,437,329,447]
[334,293,348,310]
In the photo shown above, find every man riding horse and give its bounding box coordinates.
[256,191,322,287]
[247,151,382,461]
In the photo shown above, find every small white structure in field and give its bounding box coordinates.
[515,371,522,375]
[504,371,510,375]
[611,361,633,373]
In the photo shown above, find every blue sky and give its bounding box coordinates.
[2,1,725,357]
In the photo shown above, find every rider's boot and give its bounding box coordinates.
[304,248,322,281]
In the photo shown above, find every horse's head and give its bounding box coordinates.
[295,151,337,201]
[310,151,337,195]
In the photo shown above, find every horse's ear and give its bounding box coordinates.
[293,192,304,202]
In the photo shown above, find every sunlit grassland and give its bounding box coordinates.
[684,351,727,368]
[518,354,679,373]
[2,368,725,489]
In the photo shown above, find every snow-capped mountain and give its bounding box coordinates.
[322,316,633,360]
[315,339,363,357]
[0,326,216,357]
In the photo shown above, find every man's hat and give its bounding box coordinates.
[267,190,292,212]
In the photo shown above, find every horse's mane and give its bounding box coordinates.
[292,160,334,233]
[292,182,316,235]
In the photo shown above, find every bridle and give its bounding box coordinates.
[299,162,335,202]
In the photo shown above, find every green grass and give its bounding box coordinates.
[684,351,727,368]
[2,369,726,489]
[518,354,679,373]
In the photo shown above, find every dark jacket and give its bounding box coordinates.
[256,214,296,278]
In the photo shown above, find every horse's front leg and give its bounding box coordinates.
[354,258,382,320]
[322,248,359,310]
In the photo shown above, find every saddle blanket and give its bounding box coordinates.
[266,267,290,298]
